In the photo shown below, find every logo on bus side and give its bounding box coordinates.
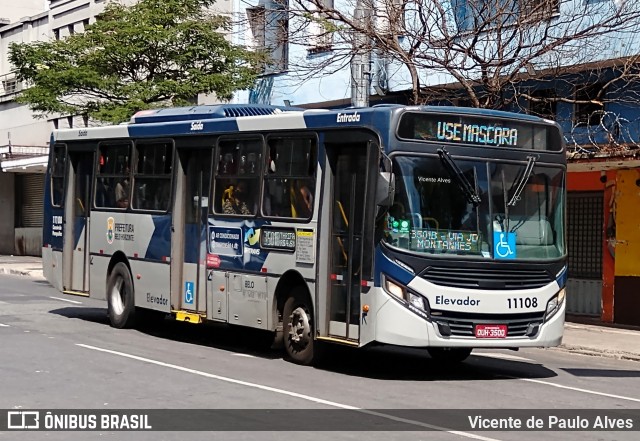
[106,217,115,244]
[190,121,204,131]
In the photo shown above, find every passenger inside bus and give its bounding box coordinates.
[115,176,129,208]
[222,181,252,215]
[290,179,313,218]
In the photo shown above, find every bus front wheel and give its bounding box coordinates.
[107,262,136,329]
[427,347,472,363]
[283,289,315,365]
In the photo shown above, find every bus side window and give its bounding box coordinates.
[132,141,173,212]
[95,142,132,209]
[213,138,262,216]
[51,144,67,206]
[262,136,316,219]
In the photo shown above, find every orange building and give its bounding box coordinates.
[567,154,640,325]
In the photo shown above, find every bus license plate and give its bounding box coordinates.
[475,324,507,338]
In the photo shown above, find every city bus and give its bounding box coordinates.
[42,104,567,365]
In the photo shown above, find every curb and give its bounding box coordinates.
[0,267,45,279]
[552,344,640,363]
[0,268,30,276]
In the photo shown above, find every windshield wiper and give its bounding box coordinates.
[437,148,481,206]
[507,155,537,207]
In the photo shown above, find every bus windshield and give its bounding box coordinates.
[383,155,565,261]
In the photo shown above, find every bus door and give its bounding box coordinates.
[171,149,211,316]
[62,150,94,293]
[324,143,371,341]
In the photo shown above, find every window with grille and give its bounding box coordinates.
[567,191,603,279]
[574,83,606,126]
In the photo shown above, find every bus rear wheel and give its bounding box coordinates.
[283,289,315,365]
[427,347,472,363]
[107,262,136,329]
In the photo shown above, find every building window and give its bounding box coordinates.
[528,89,557,119]
[263,136,316,219]
[307,0,334,55]
[522,0,560,19]
[1,78,19,96]
[452,0,559,32]
[247,6,266,50]
[575,83,605,126]
[247,1,288,74]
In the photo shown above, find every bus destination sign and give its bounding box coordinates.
[397,112,560,151]
[436,121,518,147]
[260,227,296,252]
[410,229,481,253]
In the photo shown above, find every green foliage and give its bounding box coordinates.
[9,0,264,123]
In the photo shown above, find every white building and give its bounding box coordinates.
[0,0,233,255]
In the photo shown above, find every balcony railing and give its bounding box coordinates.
[0,72,23,97]
[0,145,49,160]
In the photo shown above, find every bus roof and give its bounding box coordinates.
[52,104,555,142]
[129,104,303,124]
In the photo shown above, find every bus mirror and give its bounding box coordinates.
[376,171,395,207]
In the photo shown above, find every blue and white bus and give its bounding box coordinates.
[42,104,567,364]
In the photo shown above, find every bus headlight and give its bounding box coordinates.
[545,288,566,320]
[408,292,426,311]
[384,277,406,299]
[382,275,430,318]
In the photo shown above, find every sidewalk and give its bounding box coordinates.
[2,255,640,362]
[0,255,44,279]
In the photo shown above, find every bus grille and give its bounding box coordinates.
[430,311,546,337]
[223,107,285,117]
[421,266,552,290]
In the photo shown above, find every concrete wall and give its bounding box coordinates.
[0,0,43,24]
[0,171,15,254]
[14,227,41,256]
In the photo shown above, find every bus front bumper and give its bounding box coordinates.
[373,290,565,349]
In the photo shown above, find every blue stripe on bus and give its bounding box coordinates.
[144,215,172,260]
[183,223,205,264]
[206,219,269,272]
[374,246,415,287]
[555,265,568,289]
[127,119,240,138]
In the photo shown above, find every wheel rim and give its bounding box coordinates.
[288,306,311,351]
[110,276,126,316]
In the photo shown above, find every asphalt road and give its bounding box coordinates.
[1,274,639,441]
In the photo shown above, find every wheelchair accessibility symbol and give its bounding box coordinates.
[494,232,516,259]
[184,281,194,305]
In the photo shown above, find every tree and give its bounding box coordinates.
[285,0,640,109]
[9,0,264,123]
[277,0,640,151]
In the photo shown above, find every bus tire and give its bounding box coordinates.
[106,262,136,329]
[283,288,316,365]
[427,347,472,363]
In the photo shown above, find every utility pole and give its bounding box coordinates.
[351,1,371,107]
